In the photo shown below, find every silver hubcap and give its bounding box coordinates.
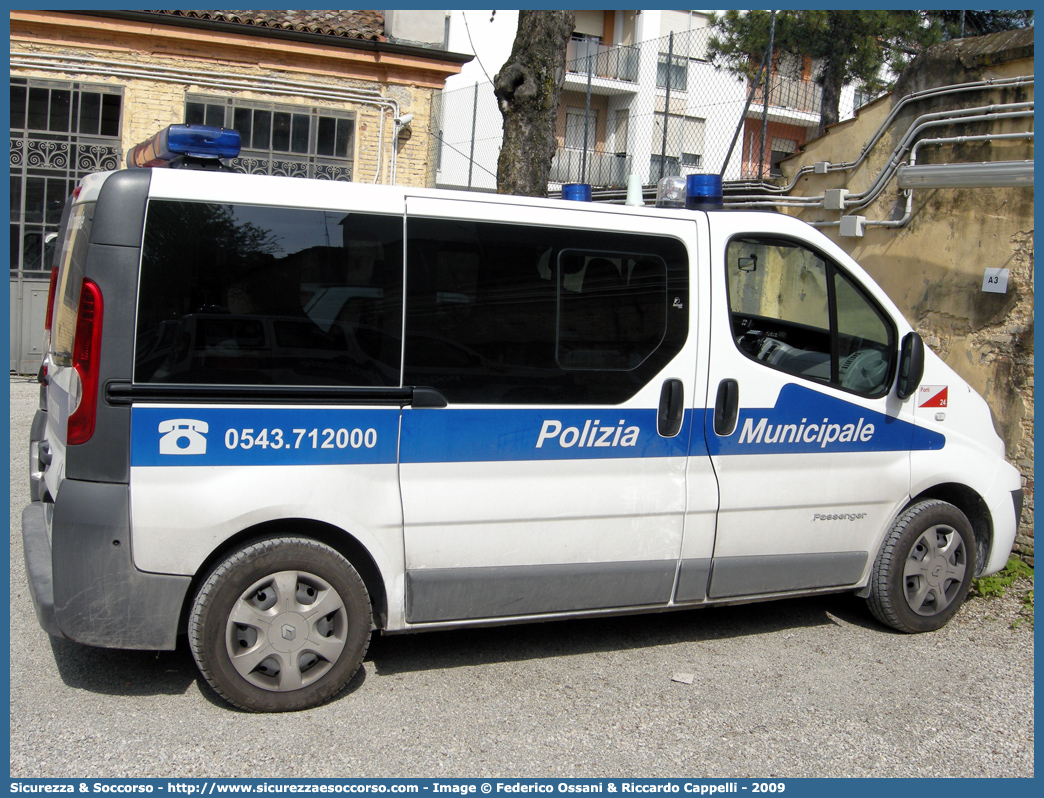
[226,570,347,692]
[903,524,967,617]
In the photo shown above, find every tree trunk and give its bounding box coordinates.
[494,10,574,196]
[816,14,851,132]
[818,56,845,131]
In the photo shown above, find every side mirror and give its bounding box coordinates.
[896,331,924,400]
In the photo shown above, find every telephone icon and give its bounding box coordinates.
[158,419,209,455]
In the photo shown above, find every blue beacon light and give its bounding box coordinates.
[126,124,242,168]
[685,173,723,209]
[562,183,593,202]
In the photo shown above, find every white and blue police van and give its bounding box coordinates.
[23,125,1023,712]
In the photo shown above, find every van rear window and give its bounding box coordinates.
[50,202,94,366]
[135,201,403,386]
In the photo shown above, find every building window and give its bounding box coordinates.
[651,153,702,179]
[650,114,705,179]
[564,108,597,150]
[774,52,804,81]
[853,85,880,110]
[10,78,123,279]
[656,54,688,91]
[649,154,680,179]
[186,96,355,181]
[770,137,797,176]
[659,11,712,61]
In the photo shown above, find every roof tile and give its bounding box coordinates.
[144,9,386,41]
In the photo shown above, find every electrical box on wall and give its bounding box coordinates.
[839,215,865,237]
[824,189,849,210]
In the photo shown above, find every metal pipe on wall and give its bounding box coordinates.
[725,75,1034,194]
[810,130,1035,230]
[897,160,1034,188]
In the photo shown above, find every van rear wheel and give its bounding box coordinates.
[867,500,975,633]
[189,537,371,712]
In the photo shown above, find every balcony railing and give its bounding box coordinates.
[550,148,631,188]
[750,74,823,115]
[565,39,640,83]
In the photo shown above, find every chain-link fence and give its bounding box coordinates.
[428,79,503,192]
[428,27,857,192]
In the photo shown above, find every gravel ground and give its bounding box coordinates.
[8,375,1034,778]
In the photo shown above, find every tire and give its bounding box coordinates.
[867,500,976,633]
[189,536,371,712]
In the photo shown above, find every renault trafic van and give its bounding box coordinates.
[23,126,1022,711]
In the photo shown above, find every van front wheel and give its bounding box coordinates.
[189,537,371,711]
[867,500,975,633]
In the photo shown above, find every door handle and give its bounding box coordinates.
[411,387,448,408]
[714,379,739,436]
[657,379,684,438]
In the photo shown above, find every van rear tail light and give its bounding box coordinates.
[67,279,104,445]
[43,266,58,332]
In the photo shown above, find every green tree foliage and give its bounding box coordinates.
[930,9,1033,38]
[708,10,943,130]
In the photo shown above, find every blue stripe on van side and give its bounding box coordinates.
[130,406,697,466]
[130,407,400,467]
[399,408,694,463]
[131,385,941,467]
[701,383,945,456]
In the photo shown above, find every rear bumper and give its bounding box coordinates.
[21,502,64,639]
[20,481,192,650]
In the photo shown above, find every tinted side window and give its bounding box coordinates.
[135,201,403,386]
[557,249,667,370]
[404,217,688,404]
[726,236,895,397]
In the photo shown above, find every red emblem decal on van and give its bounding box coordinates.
[918,385,948,408]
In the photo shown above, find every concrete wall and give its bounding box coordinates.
[779,29,1034,562]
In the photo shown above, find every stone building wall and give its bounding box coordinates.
[779,29,1034,562]
[10,11,465,187]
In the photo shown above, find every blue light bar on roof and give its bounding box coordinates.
[685,173,723,209]
[126,124,242,168]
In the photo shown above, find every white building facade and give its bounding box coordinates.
[435,9,871,191]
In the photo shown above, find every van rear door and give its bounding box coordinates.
[40,197,96,500]
[398,197,708,624]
